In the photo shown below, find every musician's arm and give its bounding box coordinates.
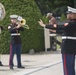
[45,25,64,34]
[8,25,17,33]
[38,19,66,31]
[45,25,57,29]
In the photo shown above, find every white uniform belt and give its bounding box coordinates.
[49,34,56,36]
[11,33,20,36]
[62,36,76,40]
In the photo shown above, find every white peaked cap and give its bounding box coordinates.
[10,14,18,19]
[67,6,76,14]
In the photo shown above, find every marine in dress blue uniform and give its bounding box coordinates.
[8,15,25,69]
[38,6,76,75]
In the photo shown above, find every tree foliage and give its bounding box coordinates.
[35,0,75,16]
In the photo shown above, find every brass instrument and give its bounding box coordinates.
[17,16,29,29]
[0,3,5,33]
[0,3,6,20]
[20,19,29,29]
[0,3,5,64]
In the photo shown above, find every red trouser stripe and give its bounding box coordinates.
[63,54,68,75]
[9,44,12,67]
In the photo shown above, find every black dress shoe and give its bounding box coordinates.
[10,66,13,69]
[17,66,25,69]
[0,62,3,66]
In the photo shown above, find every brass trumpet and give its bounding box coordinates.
[17,16,29,29]
[20,19,29,29]
[0,3,6,20]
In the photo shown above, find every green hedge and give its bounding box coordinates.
[0,0,45,54]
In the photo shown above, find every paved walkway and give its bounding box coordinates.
[0,51,64,75]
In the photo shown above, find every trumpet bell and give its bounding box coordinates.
[21,19,26,25]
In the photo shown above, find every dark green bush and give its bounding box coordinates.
[0,0,45,54]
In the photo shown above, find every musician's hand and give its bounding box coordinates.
[64,23,68,26]
[53,24,57,28]
[16,24,21,28]
[38,19,45,27]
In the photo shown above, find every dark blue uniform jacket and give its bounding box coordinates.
[8,23,24,44]
[45,19,76,54]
